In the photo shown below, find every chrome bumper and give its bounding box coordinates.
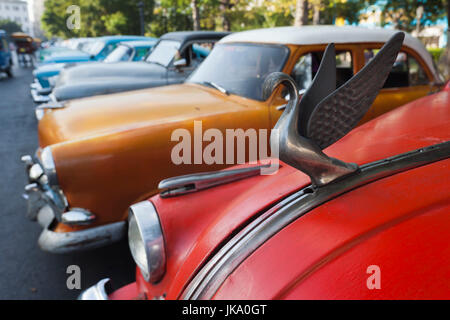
[22,154,126,254]
[31,88,52,103]
[78,279,111,300]
[38,221,126,254]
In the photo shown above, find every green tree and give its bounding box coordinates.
[380,0,446,32]
[42,0,155,38]
[0,19,23,34]
[103,12,128,34]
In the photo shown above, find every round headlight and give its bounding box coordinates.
[128,201,166,283]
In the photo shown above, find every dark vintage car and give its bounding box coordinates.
[79,33,450,300]
[43,31,229,104]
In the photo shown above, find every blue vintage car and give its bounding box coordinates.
[0,30,13,77]
[31,36,154,100]
[31,39,157,103]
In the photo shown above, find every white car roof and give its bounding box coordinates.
[220,26,440,82]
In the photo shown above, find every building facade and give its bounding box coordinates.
[28,0,45,38]
[0,0,31,34]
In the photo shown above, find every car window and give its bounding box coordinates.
[176,41,215,68]
[88,41,105,56]
[408,55,429,86]
[133,47,150,61]
[104,45,133,62]
[99,43,117,59]
[364,49,429,88]
[188,43,289,101]
[146,40,181,67]
[291,50,354,92]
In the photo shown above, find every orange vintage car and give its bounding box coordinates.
[22,26,443,254]
[80,33,450,301]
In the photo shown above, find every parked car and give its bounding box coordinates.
[38,38,94,62]
[32,39,158,106]
[0,30,12,77]
[30,35,154,102]
[103,40,157,62]
[11,32,36,66]
[22,26,443,254]
[34,32,226,106]
[80,35,450,300]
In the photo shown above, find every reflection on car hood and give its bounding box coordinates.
[38,83,244,147]
[41,49,91,64]
[33,63,67,77]
[54,62,168,101]
[57,61,166,86]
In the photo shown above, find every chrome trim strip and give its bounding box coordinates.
[31,89,52,103]
[78,279,111,300]
[35,101,65,110]
[181,141,450,299]
[159,165,270,198]
[128,201,166,283]
[38,221,126,254]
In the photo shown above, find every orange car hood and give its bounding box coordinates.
[38,83,237,146]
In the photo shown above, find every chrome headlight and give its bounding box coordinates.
[128,201,166,283]
[38,146,68,212]
[35,108,45,121]
[40,146,58,186]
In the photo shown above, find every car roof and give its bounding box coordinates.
[220,26,439,82]
[119,40,157,48]
[98,35,155,42]
[160,31,231,43]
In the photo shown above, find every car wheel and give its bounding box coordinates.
[6,66,13,78]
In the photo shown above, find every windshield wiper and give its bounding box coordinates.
[202,81,229,95]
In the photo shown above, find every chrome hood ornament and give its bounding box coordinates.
[263,32,405,187]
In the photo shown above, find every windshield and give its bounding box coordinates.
[188,43,289,101]
[104,45,132,62]
[146,39,181,67]
[88,41,105,56]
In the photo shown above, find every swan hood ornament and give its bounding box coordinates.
[263,32,405,187]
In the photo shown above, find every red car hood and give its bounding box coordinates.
[139,89,450,299]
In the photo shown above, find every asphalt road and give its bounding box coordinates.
[0,59,135,300]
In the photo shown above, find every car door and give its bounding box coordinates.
[360,45,440,120]
[167,40,215,85]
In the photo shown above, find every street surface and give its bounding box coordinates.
[0,56,135,300]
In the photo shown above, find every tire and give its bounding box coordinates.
[6,66,13,78]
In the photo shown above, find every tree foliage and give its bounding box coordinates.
[0,19,23,35]
[380,0,446,32]
[41,0,448,38]
[42,0,155,38]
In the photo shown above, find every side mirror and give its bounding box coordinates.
[90,54,95,60]
[173,58,187,68]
